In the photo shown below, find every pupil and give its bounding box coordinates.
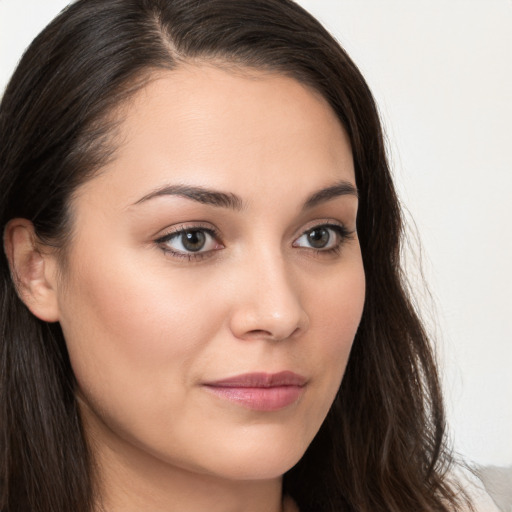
[182,230,206,252]
[308,228,329,248]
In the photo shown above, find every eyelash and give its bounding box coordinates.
[155,222,354,262]
[294,223,354,257]
[155,224,221,262]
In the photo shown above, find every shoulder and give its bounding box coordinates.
[472,465,512,512]
[449,465,504,512]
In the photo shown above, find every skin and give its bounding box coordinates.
[6,65,365,512]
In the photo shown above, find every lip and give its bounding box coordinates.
[203,371,307,411]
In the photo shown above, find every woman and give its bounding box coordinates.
[0,1,479,511]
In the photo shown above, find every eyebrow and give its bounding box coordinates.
[303,180,358,209]
[133,184,244,210]
[132,179,358,210]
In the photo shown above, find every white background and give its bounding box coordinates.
[1,0,511,467]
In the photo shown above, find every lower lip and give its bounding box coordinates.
[203,385,305,411]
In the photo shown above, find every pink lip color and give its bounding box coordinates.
[203,371,306,411]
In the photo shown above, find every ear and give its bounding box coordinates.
[3,218,60,322]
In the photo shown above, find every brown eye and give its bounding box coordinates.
[158,227,221,256]
[293,223,350,252]
[181,230,207,252]
[306,227,331,249]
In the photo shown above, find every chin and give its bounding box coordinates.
[208,453,303,482]
[193,427,312,481]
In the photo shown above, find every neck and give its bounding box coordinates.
[88,421,285,512]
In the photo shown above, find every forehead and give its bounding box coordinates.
[75,64,354,208]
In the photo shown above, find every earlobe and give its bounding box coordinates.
[3,218,60,322]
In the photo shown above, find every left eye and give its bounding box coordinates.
[293,225,343,250]
[159,228,219,254]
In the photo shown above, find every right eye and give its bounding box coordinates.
[156,227,223,258]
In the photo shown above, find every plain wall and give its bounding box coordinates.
[1,0,511,467]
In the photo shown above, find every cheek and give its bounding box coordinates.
[57,249,223,412]
[310,256,365,356]
[296,255,365,427]
[60,245,214,346]
[57,251,236,468]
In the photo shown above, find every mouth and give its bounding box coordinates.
[202,371,307,411]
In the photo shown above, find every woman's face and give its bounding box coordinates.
[54,65,365,481]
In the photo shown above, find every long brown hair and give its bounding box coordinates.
[1,1,467,510]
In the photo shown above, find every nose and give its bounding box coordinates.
[228,251,309,342]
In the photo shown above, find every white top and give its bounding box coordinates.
[451,467,502,512]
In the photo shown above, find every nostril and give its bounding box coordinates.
[243,326,302,342]
[244,329,275,340]
[249,330,271,336]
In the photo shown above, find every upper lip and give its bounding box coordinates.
[204,371,307,388]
